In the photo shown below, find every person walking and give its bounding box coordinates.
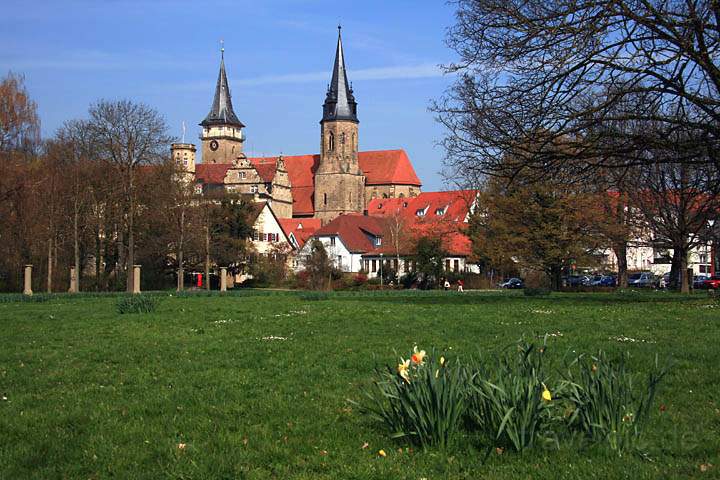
[444,279,450,291]
[457,279,464,292]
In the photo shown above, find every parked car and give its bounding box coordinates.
[628,272,655,288]
[703,275,720,289]
[693,275,710,289]
[565,275,592,287]
[591,275,617,287]
[499,278,524,289]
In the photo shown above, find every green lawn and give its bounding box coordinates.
[0,290,718,479]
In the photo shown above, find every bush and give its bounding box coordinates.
[560,351,670,454]
[400,272,418,289]
[355,348,468,450]
[116,295,159,314]
[466,341,557,452]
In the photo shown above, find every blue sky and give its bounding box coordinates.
[0,0,458,190]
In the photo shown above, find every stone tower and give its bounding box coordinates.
[314,27,366,224]
[200,46,244,164]
[171,143,196,174]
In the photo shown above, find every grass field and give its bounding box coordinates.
[0,290,718,479]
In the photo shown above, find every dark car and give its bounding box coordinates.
[693,275,710,289]
[499,278,524,289]
[566,275,592,287]
[628,272,655,288]
[591,275,617,287]
[704,275,720,289]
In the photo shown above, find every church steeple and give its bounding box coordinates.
[322,26,358,123]
[199,44,245,164]
[201,46,244,128]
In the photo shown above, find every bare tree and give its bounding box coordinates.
[436,1,720,182]
[85,100,171,292]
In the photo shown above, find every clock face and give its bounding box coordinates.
[209,140,219,151]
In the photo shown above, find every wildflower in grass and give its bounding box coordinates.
[411,346,426,365]
[592,364,598,373]
[440,356,445,366]
[398,359,411,383]
[177,443,186,450]
[378,449,386,457]
[541,383,552,402]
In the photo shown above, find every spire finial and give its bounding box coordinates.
[220,39,225,59]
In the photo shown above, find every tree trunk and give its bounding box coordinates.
[678,246,690,294]
[549,266,562,291]
[126,170,135,293]
[614,241,629,288]
[46,236,53,293]
[205,224,211,291]
[73,199,80,292]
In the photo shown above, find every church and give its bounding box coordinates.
[171,28,423,224]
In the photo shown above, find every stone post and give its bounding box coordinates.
[220,267,227,292]
[177,268,184,291]
[69,267,78,293]
[132,265,141,294]
[23,265,33,296]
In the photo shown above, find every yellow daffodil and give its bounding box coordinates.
[541,383,552,402]
[591,364,598,373]
[411,346,426,365]
[435,369,439,378]
[378,449,387,457]
[397,359,411,383]
[439,356,446,366]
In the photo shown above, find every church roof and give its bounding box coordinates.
[195,149,422,217]
[322,27,358,123]
[200,51,244,128]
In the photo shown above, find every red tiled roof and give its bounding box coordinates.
[358,150,421,186]
[249,158,279,183]
[278,218,322,250]
[195,163,232,184]
[369,190,478,223]
[312,214,388,253]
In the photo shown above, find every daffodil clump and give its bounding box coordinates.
[465,341,559,452]
[356,342,669,456]
[356,346,467,450]
[560,351,670,455]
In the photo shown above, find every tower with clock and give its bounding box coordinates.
[199,45,245,164]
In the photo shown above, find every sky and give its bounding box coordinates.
[0,0,459,191]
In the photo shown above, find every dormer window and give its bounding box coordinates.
[435,206,447,216]
[375,237,382,246]
[416,206,428,217]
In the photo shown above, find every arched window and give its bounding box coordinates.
[352,133,356,151]
[382,193,389,199]
[341,133,345,144]
[399,193,405,198]
[323,193,328,205]
[328,133,335,152]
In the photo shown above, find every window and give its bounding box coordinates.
[364,260,369,271]
[454,259,459,272]
[341,132,345,144]
[324,193,328,205]
[372,260,377,272]
[445,259,450,271]
[399,193,405,198]
[416,207,427,217]
[393,259,398,270]
[375,237,382,246]
[352,133,356,151]
[250,184,258,194]
[328,132,335,151]
[435,206,447,216]
[240,171,246,179]
[253,231,260,241]
[262,233,268,241]
[330,236,336,246]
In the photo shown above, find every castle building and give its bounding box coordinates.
[172,28,422,224]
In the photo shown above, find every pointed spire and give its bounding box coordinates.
[322,26,358,123]
[200,44,244,128]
